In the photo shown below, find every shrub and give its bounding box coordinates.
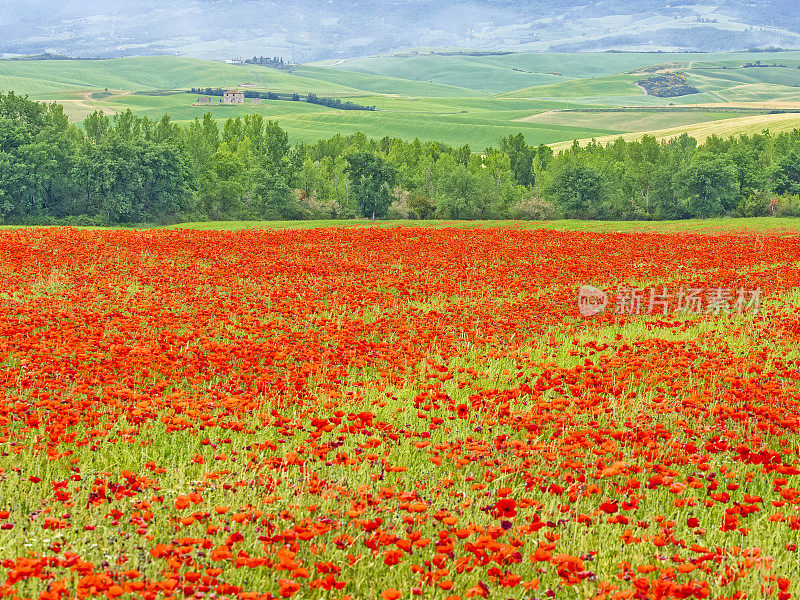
[509,197,561,220]
[735,191,770,217]
[772,193,800,217]
[637,72,699,97]
[407,192,435,220]
[294,191,331,220]
[387,189,410,220]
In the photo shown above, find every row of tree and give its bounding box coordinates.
[2,90,800,224]
[304,93,376,111]
[188,88,376,111]
[243,56,291,69]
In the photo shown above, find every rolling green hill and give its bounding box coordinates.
[311,54,567,94]
[0,56,363,98]
[312,50,800,92]
[2,52,800,149]
[501,73,644,99]
[292,65,487,97]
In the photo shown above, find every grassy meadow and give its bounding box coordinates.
[3,51,800,148]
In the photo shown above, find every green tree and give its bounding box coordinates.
[679,156,739,218]
[344,151,397,221]
[263,120,290,165]
[251,167,299,219]
[408,192,434,219]
[210,142,245,217]
[548,161,609,218]
[454,144,471,168]
[499,133,534,187]
[436,163,481,219]
[773,149,800,196]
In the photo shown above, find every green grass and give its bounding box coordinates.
[163,217,800,233]
[313,50,800,90]
[92,92,612,148]
[7,217,799,234]
[496,54,800,107]
[501,73,644,99]
[273,111,620,148]
[293,65,489,97]
[108,92,336,122]
[0,74,81,96]
[690,66,800,87]
[311,54,569,93]
[0,56,362,97]
[502,69,800,106]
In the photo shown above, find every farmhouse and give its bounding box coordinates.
[197,96,211,104]
[223,89,245,104]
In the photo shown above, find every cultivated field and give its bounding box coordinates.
[548,112,800,152]
[1,223,800,599]
[4,52,800,148]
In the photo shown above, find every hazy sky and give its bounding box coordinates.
[1,0,799,60]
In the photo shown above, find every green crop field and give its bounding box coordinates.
[312,50,800,91]
[292,65,487,97]
[3,51,800,148]
[0,56,362,97]
[310,55,568,94]
[501,73,644,99]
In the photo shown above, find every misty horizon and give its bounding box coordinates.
[1,0,800,63]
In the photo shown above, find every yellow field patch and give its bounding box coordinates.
[549,112,800,151]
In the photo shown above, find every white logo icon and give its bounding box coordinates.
[578,285,608,317]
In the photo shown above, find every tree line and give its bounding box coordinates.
[2,90,800,225]
[243,56,291,70]
[189,88,376,111]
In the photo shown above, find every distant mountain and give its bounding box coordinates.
[1,0,799,62]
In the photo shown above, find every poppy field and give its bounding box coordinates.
[2,225,800,600]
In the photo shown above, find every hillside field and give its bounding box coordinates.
[2,51,800,147]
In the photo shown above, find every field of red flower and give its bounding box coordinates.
[1,226,800,600]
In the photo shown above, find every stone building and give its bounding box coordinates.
[223,90,245,104]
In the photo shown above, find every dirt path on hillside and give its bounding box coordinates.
[80,90,132,102]
[60,90,132,122]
